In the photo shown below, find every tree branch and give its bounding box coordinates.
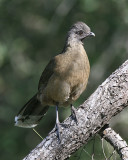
[24,60,128,160]
[100,126,128,160]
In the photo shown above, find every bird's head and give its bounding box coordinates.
[68,21,95,42]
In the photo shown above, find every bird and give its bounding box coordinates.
[15,21,95,141]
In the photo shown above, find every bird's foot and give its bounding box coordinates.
[55,122,62,143]
[71,105,78,124]
[50,122,68,143]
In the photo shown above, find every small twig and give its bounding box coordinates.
[92,137,95,160]
[83,148,92,158]
[105,140,112,160]
[101,138,107,160]
[107,150,116,160]
[32,128,43,140]
[100,127,128,160]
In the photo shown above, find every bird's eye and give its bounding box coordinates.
[77,30,84,35]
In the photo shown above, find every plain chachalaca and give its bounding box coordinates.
[15,21,95,141]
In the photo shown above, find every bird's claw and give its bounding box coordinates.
[71,105,78,124]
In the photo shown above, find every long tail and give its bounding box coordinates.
[14,94,49,128]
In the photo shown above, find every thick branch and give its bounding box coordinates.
[24,60,128,160]
[100,126,128,160]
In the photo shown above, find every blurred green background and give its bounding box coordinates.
[0,0,128,159]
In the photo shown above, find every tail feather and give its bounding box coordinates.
[15,94,49,128]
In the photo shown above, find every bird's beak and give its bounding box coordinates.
[89,32,95,37]
[82,31,95,41]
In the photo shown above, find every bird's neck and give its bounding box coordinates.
[62,35,83,53]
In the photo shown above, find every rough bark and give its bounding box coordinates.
[100,126,128,160]
[24,60,128,160]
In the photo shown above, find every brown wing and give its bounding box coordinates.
[38,57,56,90]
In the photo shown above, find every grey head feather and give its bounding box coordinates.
[62,21,95,52]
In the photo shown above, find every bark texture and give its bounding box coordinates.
[100,126,128,160]
[24,60,128,160]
